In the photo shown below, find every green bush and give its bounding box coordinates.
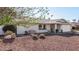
[2,24,17,34]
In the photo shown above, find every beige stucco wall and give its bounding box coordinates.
[43,24,72,32]
[28,24,72,33]
[46,24,50,31]
[28,24,51,32]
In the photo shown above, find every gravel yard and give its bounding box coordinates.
[0,35,79,51]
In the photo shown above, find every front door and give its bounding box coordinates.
[50,24,55,32]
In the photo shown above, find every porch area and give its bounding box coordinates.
[38,24,62,33]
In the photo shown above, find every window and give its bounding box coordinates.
[39,24,46,30]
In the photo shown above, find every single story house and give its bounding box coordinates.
[28,19,72,33]
[0,19,73,35]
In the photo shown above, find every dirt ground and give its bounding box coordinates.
[0,35,79,51]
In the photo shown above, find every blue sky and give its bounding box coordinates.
[49,7,79,21]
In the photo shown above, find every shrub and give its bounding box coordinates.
[3,30,16,43]
[25,31,29,35]
[4,30,13,35]
[39,34,45,39]
[2,24,17,34]
[3,35,14,43]
[4,30,16,39]
[31,34,38,40]
[11,33,16,39]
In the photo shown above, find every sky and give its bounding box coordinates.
[48,7,79,22]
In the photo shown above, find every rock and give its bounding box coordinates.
[4,35,12,39]
[39,34,45,39]
[31,34,38,40]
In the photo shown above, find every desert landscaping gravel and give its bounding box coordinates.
[0,35,79,51]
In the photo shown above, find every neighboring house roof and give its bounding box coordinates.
[38,19,71,25]
[71,22,79,27]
